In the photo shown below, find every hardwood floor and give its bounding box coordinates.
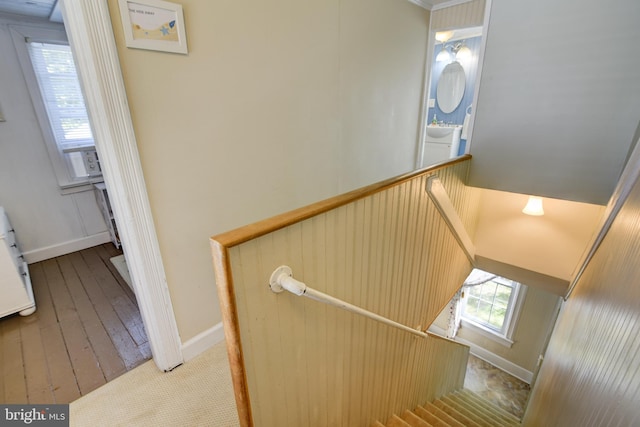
[0,244,151,404]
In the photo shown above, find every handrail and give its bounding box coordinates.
[269,266,429,339]
[566,123,640,300]
[212,155,471,248]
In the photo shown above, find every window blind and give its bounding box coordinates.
[27,42,94,150]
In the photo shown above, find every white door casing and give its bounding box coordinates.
[60,0,183,371]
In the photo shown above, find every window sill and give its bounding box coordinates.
[459,319,514,348]
[59,177,104,195]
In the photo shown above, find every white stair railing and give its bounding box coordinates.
[269,265,429,339]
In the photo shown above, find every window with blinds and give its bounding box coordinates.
[22,39,100,185]
[27,42,94,150]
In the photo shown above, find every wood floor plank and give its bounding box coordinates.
[20,318,54,403]
[67,252,147,370]
[42,259,106,395]
[58,255,127,382]
[1,246,150,404]
[1,315,27,403]
[29,263,56,325]
[40,324,81,403]
[95,244,137,303]
[79,248,147,347]
[29,262,81,403]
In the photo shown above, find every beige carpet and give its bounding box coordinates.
[70,340,240,426]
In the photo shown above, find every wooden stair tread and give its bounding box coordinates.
[415,405,455,427]
[387,414,412,427]
[458,389,520,423]
[433,399,483,427]
[374,387,523,427]
[442,395,505,427]
[453,391,519,425]
[423,402,466,427]
[402,409,434,427]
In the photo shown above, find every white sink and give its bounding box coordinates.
[426,125,460,138]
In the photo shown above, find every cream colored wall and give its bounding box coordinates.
[430,0,486,30]
[473,188,604,294]
[433,284,560,372]
[523,160,640,426]
[106,0,429,342]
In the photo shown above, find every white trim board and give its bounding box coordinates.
[61,0,183,372]
[23,232,111,263]
[429,324,533,384]
[181,322,226,362]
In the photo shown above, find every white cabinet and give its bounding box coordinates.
[421,125,462,167]
[0,207,36,318]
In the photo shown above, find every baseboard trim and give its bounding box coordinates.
[23,232,111,263]
[429,324,533,384]
[181,322,226,362]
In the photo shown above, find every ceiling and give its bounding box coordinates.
[0,0,61,22]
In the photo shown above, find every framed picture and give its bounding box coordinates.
[118,0,188,54]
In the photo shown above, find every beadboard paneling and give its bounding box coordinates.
[213,159,478,426]
[431,0,486,30]
[523,169,640,425]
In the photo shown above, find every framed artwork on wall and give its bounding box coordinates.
[118,0,188,54]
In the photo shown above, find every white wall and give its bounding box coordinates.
[0,14,108,261]
[106,0,430,343]
[468,0,640,205]
[473,188,604,295]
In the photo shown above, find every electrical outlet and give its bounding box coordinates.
[428,98,435,108]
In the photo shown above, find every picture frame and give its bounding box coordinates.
[118,0,188,54]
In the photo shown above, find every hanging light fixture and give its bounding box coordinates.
[435,31,454,43]
[522,196,545,216]
[436,46,452,62]
[455,44,472,62]
[435,31,454,62]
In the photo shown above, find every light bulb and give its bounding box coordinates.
[522,196,544,216]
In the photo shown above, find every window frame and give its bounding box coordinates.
[460,275,527,348]
[10,24,100,191]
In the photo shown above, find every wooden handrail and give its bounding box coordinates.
[211,155,471,248]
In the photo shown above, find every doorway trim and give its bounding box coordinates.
[61,0,183,371]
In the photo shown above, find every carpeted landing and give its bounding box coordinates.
[70,340,240,426]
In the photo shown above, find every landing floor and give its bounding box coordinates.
[464,354,531,419]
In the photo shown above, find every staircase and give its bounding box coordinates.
[373,389,520,427]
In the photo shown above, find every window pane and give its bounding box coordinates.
[467,286,482,298]
[488,305,507,329]
[495,284,513,305]
[460,271,521,335]
[465,296,480,316]
[480,282,497,300]
[28,42,94,149]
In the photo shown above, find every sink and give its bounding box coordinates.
[426,125,460,138]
